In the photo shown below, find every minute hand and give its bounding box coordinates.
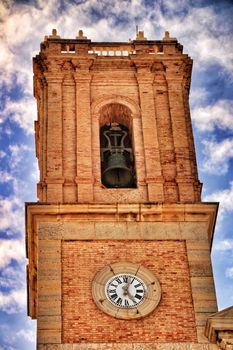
[127,290,136,303]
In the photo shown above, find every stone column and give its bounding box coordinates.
[44,73,64,203]
[135,66,164,202]
[74,62,94,202]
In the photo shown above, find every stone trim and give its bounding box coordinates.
[37,343,220,350]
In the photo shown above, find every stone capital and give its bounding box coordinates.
[44,72,64,83]
[72,58,94,71]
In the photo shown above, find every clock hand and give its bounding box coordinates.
[122,277,131,295]
[122,280,136,303]
[127,290,136,303]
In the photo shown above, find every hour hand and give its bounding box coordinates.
[122,284,129,295]
[122,279,131,294]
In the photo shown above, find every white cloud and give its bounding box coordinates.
[8,143,33,168]
[0,171,17,189]
[0,145,37,236]
[0,289,26,314]
[0,240,25,269]
[0,150,6,158]
[213,239,233,251]
[15,328,35,343]
[0,196,24,235]
[158,6,233,73]
[226,267,233,279]
[190,88,208,108]
[192,100,233,132]
[204,181,233,216]
[0,265,25,290]
[201,138,233,175]
[1,98,36,135]
[0,320,36,349]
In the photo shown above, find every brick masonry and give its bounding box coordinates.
[33,32,202,204]
[62,240,196,343]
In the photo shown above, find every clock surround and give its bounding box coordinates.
[92,261,161,319]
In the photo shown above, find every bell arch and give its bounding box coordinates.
[91,95,147,200]
[99,103,136,188]
[91,94,141,120]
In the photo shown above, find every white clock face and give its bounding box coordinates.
[105,273,146,308]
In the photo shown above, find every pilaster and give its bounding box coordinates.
[166,61,196,202]
[74,61,94,202]
[135,62,164,202]
[44,73,64,202]
[62,67,77,202]
[153,65,178,202]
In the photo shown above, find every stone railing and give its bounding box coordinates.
[40,29,181,56]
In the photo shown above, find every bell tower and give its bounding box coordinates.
[26,29,230,350]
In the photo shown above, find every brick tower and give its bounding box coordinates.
[26,29,232,350]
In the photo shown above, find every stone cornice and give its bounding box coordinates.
[26,202,218,254]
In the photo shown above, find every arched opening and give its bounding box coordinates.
[99,103,136,188]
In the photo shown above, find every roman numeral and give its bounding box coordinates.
[123,276,128,283]
[116,297,122,305]
[115,277,122,284]
[110,283,118,288]
[135,294,142,300]
[124,299,130,307]
[108,289,117,294]
[134,283,141,288]
[110,293,118,300]
[136,289,144,294]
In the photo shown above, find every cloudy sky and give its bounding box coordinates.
[0,0,233,348]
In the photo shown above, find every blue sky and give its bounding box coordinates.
[0,0,233,349]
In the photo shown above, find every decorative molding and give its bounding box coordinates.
[37,343,220,349]
[205,306,233,344]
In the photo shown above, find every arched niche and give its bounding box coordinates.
[99,103,136,188]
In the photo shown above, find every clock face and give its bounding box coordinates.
[92,262,161,319]
[105,274,146,308]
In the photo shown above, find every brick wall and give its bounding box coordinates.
[62,240,197,343]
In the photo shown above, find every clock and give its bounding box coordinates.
[92,262,161,319]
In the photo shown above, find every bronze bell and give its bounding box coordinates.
[102,152,134,188]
